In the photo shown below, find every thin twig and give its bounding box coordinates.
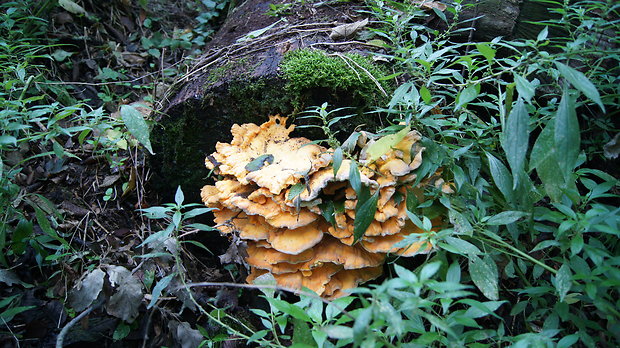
[56,303,99,348]
[0,317,20,348]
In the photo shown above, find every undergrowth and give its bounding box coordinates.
[1,0,619,347]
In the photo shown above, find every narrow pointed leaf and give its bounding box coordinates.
[501,98,529,188]
[554,89,580,179]
[555,62,604,111]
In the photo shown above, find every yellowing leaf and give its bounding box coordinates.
[366,126,411,162]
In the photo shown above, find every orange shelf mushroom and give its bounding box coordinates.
[202,116,447,298]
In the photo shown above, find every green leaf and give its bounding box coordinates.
[121,104,154,155]
[441,236,481,255]
[420,261,441,281]
[288,183,305,200]
[485,211,529,225]
[323,325,353,340]
[0,306,36,323]
[365,126,411,162]
[353,189,379,243]
[0,135,17,147]
[455,85,478,110]
[555,62,604,111]
[475,43,496,62]
[485,152,513,202]
[292,318,314,347]
[349,162,362,195]
[554,89,580,179]
[113,322,131,341]
[530,122,565,201]
[501,98,529,188]
[140,206,171,219]
[333,147,343,176]
[148,273,175,308]
[555,264,571,302]
[513,74,536,102]
[420,85,432,104]
[174,186,184,206]
[469,255,499,300]
[353,307,372,346]
[268,298,312,322]
[537,26,549,41]
[11,219,33,254]
[557,334,579,348]
[244,154,273,172]
[34,207,67,247]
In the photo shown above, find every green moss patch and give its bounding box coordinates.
[280,49,391,108]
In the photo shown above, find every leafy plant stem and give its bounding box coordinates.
[476,232,557,275]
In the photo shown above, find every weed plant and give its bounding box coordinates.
[213,0,619,347]
[2,0,619,346]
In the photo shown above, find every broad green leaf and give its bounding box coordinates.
[121,104,154,154]
[554,89,580,179]
[268,298,312,322]
[353,189,379,243]
[0,135,17,147]
[557,334,579,348]
[446,261,461,283]
[555,62,604,111]
[485,211,529,225]
[485,152,513,202]
[513,74,535,102]
[292,319,314,347]
[475,43,496,62]
[113,322,131,341]
[420,261,441,280]
[469,255,499,300]
[365,126,411,162]
[529,120,555,171]
[245,154,273,172]
[140,206,170,219]
[555,264,571,302]
[288,183,305,200]
[420,85,432,104]
[148,273,175,308]
[442,236,481,255]
[11,219,33,254]
[537,26,549,41]
[323,325,353,340]
[501,98,529,188]
[455,85,478,110]
[530,122,565,201]
[333,147,343,176]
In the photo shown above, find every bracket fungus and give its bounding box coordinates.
[202,116,449,298]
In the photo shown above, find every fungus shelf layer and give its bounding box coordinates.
[202,116,449,298]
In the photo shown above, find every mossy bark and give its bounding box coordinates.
[151,0,533,201]
[151,0,391,201]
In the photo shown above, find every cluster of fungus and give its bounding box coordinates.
[201,116,449,298]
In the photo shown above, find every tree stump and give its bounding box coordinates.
[150,0,526,200]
